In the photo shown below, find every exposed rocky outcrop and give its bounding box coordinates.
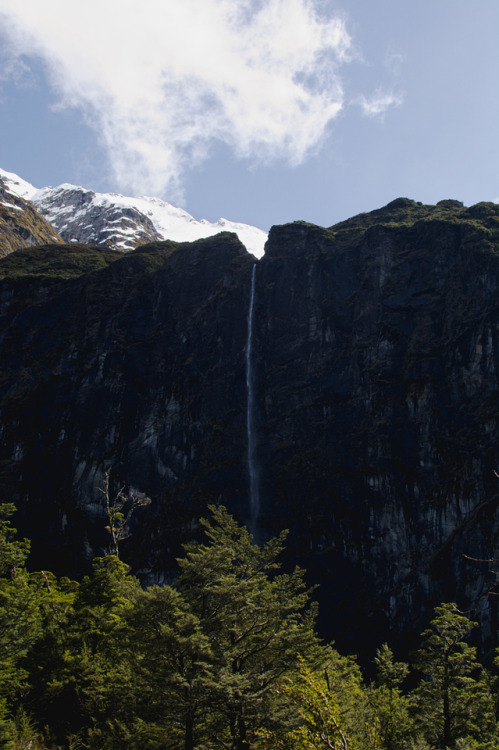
[33,184,163,250]
[0,176,62,255]
[1,197,499,659]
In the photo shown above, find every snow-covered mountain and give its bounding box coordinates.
[0,171,62,255]
[0,168,267,257]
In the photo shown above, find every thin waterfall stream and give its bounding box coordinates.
[246,263,259,532]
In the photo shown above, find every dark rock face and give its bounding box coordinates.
[1,198,499,658]
[0,234,254,576]
[255,207,499,655]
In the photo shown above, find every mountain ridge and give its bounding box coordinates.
[0,167,267,256]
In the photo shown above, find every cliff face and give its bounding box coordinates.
[255,199,499,653]
[0,177,62,255]
[1,198,499,656]
[0,234,254,575]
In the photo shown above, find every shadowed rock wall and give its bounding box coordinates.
[1,198,499,656]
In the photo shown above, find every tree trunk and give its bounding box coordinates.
[442,655,451,749]
[237,709,248,750]
[229,699,249,750]
[184,714,194,750]
[184,690,195,750]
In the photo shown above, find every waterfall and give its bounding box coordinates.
[246,263,259,532]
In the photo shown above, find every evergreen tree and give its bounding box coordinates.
[122,584,214,750]
[22,570,79,745]
[11,496,499,750]
[367,644,412,749]
[0,503,30,577]
[30,555,141,747]
[177,505,321,749]
[0,504,41,744]
[411,603,497,748]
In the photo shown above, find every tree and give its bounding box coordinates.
[99,470,151,558]
[0,503,30,577]
[257,655,351,750]
[27,555,141,747]
[367,644,412,749]
[0,504,42,745]
[177,505,321,749]
[0,506,324,750]
[122,584,214,750]
[256,649,384,750]
[411,602,497,748]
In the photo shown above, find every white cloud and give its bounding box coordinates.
[357,88,403,118]
[0,0,352,199]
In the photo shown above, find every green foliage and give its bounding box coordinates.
[411,603,497,749]
[257,649,383,750]
[0,504,30,576]
[2,504,499,750]
[0,244,121,280]
[29,555,141,747]
[0,505,43,745]
[257,655,353,749]
[0,507,36,644]
[374,643,409,688]
[0,707,48,750]
[177,505,321,748]
[119,584,213,749]
[367,644,412,749]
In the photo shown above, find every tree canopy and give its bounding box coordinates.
[0,503,498,749]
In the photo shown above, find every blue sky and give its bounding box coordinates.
[0,0,498,232]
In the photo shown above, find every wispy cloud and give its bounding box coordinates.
[384,49,405,77]
[357,88,403,118]
[0,0,354,199]
[0,43,36,88]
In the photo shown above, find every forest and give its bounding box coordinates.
[1,501,499,750]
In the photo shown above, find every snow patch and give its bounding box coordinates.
[0,168,38,200]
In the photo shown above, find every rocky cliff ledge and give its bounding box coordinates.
[1,198,499,658]
[0,177,62,255]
